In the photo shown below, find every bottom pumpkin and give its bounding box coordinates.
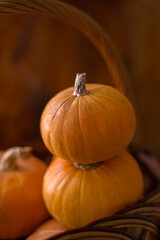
[43,150,144,229]
[26,219,69,240]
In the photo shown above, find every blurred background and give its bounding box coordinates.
[0,0,160,158]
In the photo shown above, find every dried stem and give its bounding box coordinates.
[73,73,89,97]
[73,161,102,170]
[0,146,33,171]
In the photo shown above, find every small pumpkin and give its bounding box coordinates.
[43,150,143,229]
[26,219,69,240]
[0,147,50,240]
[40,73,136,164]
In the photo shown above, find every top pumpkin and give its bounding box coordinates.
[40,73,136,164]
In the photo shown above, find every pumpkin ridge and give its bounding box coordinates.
[94,90,133,112]
[81,95,105,163]
[87,85,108,92]
[93,91,133,112]
[48,131,55,155]
[89,86,126,97]
[118,154,143,196]
[90,94,133,139]
[103,153,142,204]
[78,97,91,161]
[42,96,73,156]
[88,86,117,94]
[106,158,142,205]
[50,98,74,160]
[59,170,82,225]
[94,86,122,94]
[51,96,74,123]
[51,166,76,222]
[43,161,73,216]
[97,93,136,141]
[79,170,85,221]
[87,94,122,146]
[63,98,79,162]
[101,163,125,207]
[50,162,73,183]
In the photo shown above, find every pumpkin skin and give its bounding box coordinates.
[26,219,69,240]
[40,77,136,164]
[0,147,50,240]
[43,150,143,229]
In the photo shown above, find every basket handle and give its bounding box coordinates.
[0,0,127,94]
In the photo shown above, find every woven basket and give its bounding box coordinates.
[0,1,159,239]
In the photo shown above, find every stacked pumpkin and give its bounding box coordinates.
[40,73,144,229]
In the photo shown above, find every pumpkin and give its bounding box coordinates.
[0,146,50,240]
[43,150,143,229]
[26,219,69,240]
[40,73,136,164]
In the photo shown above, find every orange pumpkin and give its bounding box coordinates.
[43,150,143,229]
[40,73,136,164]
[26,219,69,240]
[0,147,50,239]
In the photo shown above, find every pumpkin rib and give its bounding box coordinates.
[48,131,54,155]
[93,167,115,201]
[51,96,74,123]
[100,164,125,207]
[79,169,85,224]
[78,96,91,161]
[77,97,87,161]
[89,86,123,97]
[88,168,115,214]
[90,92,133,115]
[50,161,73,183]
[51,98,74,160]
[87,85,119,94]
[90,94,133,140]
[91,87,127,101]
[80,95,110,162]
[87,94,122,146]
[51,165,76,222]
[94,91,133,113]
[107,164,130,204]
[59,170,82,225]
[44,161,74,217]
[43,96,73,156]
[97,95,132,117]
[87,85,110,93]
[63,98,80,162]
[103,155,142,205]
[119,156,143,197]
[99,92,135,122]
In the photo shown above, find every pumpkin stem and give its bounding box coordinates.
[0,146,33,171]
[73,161,102,170]
[73,73,89,96]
